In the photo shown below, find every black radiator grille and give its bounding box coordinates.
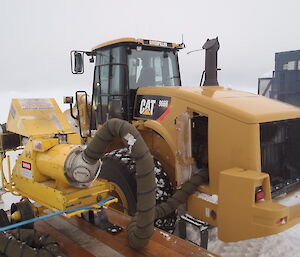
[260,118,300,197]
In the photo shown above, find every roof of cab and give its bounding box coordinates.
[92,37,183,51]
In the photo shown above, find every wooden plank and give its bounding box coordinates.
[67,216,146,257]
[44,215,124,257]
[104,208,219,257]
[68,214,186,257]
[35,220,95,257]
[67,208,220,257]
[35,208,220,257]
[150,229,212,257]
[68,216,188,257]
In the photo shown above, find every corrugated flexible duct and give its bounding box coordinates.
[84,118,208,249]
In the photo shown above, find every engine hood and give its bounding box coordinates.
[136,86,300,124]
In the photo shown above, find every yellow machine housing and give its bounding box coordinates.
[2,98,112,214]
[135,86,300,241]
[68,37,300,242]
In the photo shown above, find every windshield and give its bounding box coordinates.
[128,49,180,89]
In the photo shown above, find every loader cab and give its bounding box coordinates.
[91,38,183,125]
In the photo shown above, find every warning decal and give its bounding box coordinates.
[21,161,33,179]
[19,99,54,110]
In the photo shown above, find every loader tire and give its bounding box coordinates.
[99,148,177,233]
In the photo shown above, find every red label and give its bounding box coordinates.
[22,161,32,170]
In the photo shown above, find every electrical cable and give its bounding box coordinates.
[0,196,115,232]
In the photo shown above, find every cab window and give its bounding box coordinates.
[128,49,180,89]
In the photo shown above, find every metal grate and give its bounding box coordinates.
[260,118,300,197]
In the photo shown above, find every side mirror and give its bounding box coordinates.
[63,96,74,104]
[71,51,84,74]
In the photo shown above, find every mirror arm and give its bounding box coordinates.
[85,51,96,56]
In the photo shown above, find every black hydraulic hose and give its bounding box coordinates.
[0,229,65,257]
[84,118,156,249]
[155,171,208,219]
[84,118,208,249]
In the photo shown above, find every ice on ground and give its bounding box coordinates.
[160,231,171,241]
[2,193,21,210]
[196,192,218,204]
[276,189,300,207]
[187,222,300,257]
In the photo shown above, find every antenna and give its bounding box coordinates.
[187,49,204,55]
[178,34,186,49]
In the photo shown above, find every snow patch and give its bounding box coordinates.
[187,222,300,257]
[196,192,218,204]
[276,189,300,207]
[159,231,171,241]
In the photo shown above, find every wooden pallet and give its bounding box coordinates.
[35,208,220,257]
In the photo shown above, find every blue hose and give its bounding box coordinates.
[0,196,115,232]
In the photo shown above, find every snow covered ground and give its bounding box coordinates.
[186,223,300,257]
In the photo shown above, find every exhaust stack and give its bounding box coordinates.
[202,37,220,86]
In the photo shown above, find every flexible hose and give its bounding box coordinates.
[84,118,156,249]
[84,118,208,249]
[155,171,208,219]
[0,229,66,257]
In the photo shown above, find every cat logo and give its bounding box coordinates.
[139,99,156,116]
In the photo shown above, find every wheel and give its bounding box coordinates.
[0,209,10,227]
[11,199,35,229]
[100,148,137,216]
[153,163,177,233]
[99,148,177,233]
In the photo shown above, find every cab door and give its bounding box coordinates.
[92,46,129,125]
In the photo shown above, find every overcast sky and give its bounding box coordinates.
[1,0,300,122]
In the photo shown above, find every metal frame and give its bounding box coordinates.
[0,151,22,196]
[68,91,90,138]
[178,214,213,250]
[75,91,89,138]
[258,77,273,96]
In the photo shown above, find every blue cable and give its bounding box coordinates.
[0,196,115,232]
